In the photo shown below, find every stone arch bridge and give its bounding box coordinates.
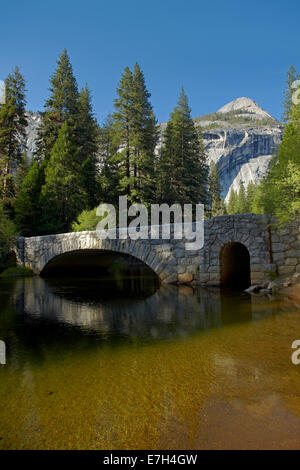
[16,214,300,286]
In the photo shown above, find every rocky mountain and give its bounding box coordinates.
[202,125,282,200]
[159,97,283,201]
[24,98,284,202]
[217,96,275,121]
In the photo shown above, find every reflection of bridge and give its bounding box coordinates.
[16,214,300,286]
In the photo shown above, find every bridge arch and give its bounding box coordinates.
[21,232,179,283]
[40,248,159,279]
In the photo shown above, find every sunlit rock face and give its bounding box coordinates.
[202,125,283,200]
[24,111,42,158]
[158,97,284,201]
[217,96,275,121]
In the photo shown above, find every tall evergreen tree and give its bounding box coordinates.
[236,181,248,213]
[41,121,87,234]
[0,200,16,271]
[15,160,46,236]
[113,66,134,197]
[99,114,120,206]
[113,64,157,203]
[18,50,101,236]
[227,187,237,214]
[246,180,255,212]
[36,49,79,161]
[157,88,208,206]
[282,65,300,123]
[76,84,100,208]
[130,63,157,203]
[208,161,224,217]
[0,67,27,211]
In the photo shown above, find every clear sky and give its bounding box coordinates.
[1,0,299,124]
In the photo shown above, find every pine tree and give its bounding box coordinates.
[15,151,29,195]
[113,64,157,204]
[0,200,16,271]
[282,65,300,122]
[246,180,255,212]
[0,67,27,211]
[76,84,100,208]
[99,114,121,206]
[41,121,87,234]
[15,160,46,236]
[113,66,134,196]
[36,49,79,161]
[236,181,248,213]
[208,161,224,217]
[157,88,208,206]
[227,187,237,214]
[130,63,157,203]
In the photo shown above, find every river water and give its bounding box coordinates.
[1,270,300,449]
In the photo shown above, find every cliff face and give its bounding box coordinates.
[202,125,283,200]
[24,111,42,158]
[24,98,284,201]
[160,97,283,200]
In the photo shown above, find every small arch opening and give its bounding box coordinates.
[220,242,250,288]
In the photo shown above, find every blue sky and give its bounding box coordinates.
[1,0,299,123]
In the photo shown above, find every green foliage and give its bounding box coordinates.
[236,181,248,213]
[36,49,79,161]
[0,201,16,272]
[0,266,33,278]
[113,63,158,204]
[72,207,102,232]
[0,67,27,212]
[157,88,208,206]
[282,65,300,123]
[15,160,45,236]
[249,87,300,224]
[41,121,87,234]
[225,65,300,224]
[227,188,237,214]
[208,161,225,217]
[227,180,259,215]
[76,84,101,208]
[98,114,120,206]
[16,50,101,236]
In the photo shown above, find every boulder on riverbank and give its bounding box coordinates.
[245,273,300,296]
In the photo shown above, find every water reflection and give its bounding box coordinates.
[2,275,300,449]
[12,276,289,343]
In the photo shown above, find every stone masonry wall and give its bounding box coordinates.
[16,215,300,286]
[270,221,300,278]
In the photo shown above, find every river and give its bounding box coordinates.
[1,269,300,449]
